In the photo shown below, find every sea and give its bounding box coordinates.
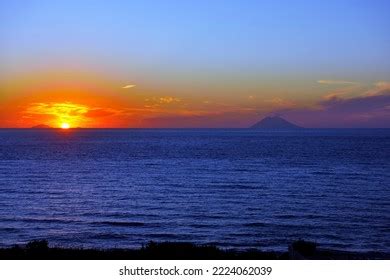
[0,129,389,252]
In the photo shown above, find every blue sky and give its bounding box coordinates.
[2,0,389,79]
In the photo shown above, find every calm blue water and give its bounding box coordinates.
[0,129,389,252]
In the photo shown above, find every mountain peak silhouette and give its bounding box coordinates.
[250,116,302,129]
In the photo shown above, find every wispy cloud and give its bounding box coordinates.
[270,80,390,127]
[144,96,182,107]
[159,96,181,104]
[323,85,362,100]
[317,79,361,100]
[122,84,136,89]
[276,91,390,128]
[317,80,357,85]
[26,102,89,117]
[319,80,390,100]
[25,102,119,127]
[365,81,390,96]
[84,108,119,118]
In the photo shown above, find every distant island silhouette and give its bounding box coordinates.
[250,116,302,129]
[31,124,53,129]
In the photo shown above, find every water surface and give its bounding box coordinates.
[0,129,389,252]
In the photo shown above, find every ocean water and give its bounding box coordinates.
[0,129,389,252]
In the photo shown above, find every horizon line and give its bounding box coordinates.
[1,127,389,130]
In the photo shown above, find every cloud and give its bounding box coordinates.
[279,91,390,128]
[25,102,120,127]
[26,102,89,117]
[322,84,362,100]
[159,96,181,104]
[317,79,362,100]
[122,84,136,89]
[317,80,357,85]
[319,80,390,100]
[84,108,119,118]
[365,81,390,96]
[144,96,182,107]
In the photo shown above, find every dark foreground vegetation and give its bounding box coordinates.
[0,240,388,260]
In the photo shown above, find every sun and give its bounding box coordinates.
[60,123,70,129]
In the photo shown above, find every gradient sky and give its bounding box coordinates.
[1,0,389,128]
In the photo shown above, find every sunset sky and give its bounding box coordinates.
[1,0,389,128]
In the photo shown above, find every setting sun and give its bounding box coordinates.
[61,123,70,129]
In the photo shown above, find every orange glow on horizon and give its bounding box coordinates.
[0,69,277,128]
[26,102,89,128]
[60,123,70,129]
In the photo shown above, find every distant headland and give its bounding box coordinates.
[250,116,302,129]
[31,124,53,129]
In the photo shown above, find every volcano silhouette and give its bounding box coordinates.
[250,116,302,129]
